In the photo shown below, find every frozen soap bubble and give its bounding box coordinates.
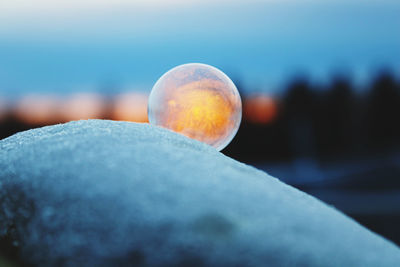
[148,63,242,151]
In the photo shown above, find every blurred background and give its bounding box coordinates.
[0,0,399,254]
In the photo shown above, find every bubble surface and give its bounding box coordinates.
[148,63,242,151]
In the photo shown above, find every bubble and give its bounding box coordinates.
[148,63,242,151]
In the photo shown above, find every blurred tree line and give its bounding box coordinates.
[224,70,400,163]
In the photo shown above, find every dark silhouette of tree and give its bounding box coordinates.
[366,71,400,150]
[315,76,358,158]
[283,77,318,161]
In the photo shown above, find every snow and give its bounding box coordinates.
[0,119,399,266]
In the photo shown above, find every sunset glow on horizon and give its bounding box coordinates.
[111,92,148,123]
[11,93,149,125]
[14,95,62,125]
[244,94,278,124]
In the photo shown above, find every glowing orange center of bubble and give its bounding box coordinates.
[164,79,234,144]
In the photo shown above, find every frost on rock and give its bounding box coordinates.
[0,120,399,266]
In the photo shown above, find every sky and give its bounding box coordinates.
[0,0,399,95]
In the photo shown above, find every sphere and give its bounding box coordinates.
[148,63,242,151]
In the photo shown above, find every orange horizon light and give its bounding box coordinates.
[243,94,278,124]
[14,95,62,125]
[111,92,149,123]
[58,93,105,122]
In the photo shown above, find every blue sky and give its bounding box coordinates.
[0,0,399,95]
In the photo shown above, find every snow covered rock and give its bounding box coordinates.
[0,120,399,266]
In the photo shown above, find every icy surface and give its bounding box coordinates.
[0,120,399,266]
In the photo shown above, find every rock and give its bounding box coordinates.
[0,120,399,266]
